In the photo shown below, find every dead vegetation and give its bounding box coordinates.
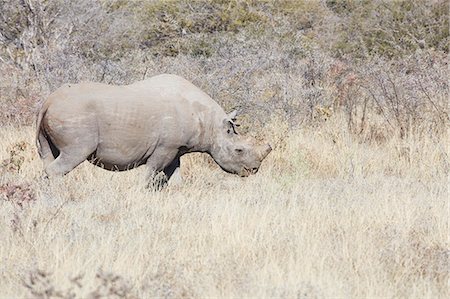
[0,0,447,137]
[0,0,448,298]
[0,119,447,298]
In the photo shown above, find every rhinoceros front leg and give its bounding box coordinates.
[145,148,178,190]
[164,157,182,187]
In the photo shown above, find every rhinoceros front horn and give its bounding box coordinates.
[259,144,272,161]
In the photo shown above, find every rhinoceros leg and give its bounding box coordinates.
[145,147,178,190]
[44,138,97,177]
[43,116,99,177]
[37,132,57,168]
[164,157,182,187]
[45,150,92,177]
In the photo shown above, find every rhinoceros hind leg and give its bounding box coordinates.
[37,131,59,168]
[45,147,94,177]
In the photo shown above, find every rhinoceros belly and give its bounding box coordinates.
[87,152,147,171]
[88,137,153,171]
[88,137,153,170]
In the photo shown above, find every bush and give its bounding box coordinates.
[324,0,449,58]
[0,0,447,140]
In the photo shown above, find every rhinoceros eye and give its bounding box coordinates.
[235,148,243,154]
[227,127,237,136]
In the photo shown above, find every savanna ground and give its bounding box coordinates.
[0,0,449,298]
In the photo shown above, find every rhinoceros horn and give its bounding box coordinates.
[258,144,272,161]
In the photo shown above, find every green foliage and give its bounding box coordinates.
[325,0,449,58]
[273,0,328,30]
[189,37,214,57]
[133,0,267,56]
[2,0,446,62]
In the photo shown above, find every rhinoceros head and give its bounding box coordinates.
[210,112,272,177]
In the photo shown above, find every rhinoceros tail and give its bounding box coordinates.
[35,99,52,159]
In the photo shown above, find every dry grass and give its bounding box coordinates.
[0,115,448,298]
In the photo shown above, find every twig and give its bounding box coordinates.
[415,76,447,123]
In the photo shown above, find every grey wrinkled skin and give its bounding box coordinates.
[36,74,272,187]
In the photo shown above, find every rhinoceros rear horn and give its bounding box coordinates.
[259,144,272,161]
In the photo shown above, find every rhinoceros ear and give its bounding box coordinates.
[228,110,238,122]
[223,118,238,135]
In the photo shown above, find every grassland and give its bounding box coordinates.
[0,114,448,298]
[1,0,448,298]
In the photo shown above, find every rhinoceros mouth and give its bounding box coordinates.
[239,167,259,177]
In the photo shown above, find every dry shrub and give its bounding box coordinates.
[22,269,136,299]
[0,0,448,140]
[0,64,41,125]
[0,180,36,233]
[1,141,32,172]
[89,270,135,299]
[352,51,449,139]
[378,227,449,295]
[0,182,36,208]
[22,270,72,299]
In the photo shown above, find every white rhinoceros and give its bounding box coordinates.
[36,74,271,186]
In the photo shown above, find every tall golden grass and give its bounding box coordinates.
[0,113,448,298]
